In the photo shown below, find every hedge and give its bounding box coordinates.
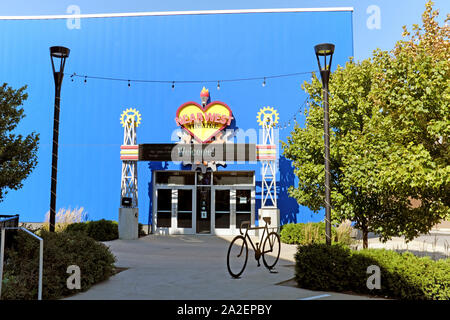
[64,219,118,241]
[1,230,116,300]
[280,222,353,246]
[295,243,450,300]
[64,220,147,240]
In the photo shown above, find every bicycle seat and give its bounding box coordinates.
[263,217,271,225]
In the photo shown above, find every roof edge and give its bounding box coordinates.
[0,7,354,20]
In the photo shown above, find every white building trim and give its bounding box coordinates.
[0,7,354,20]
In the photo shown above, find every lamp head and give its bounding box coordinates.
[50,46,70,59]
[314,43,335,57]
[314,43,335,86]
[50,46,70,86]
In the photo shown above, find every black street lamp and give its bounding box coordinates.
[314,43,334,245]
[49,46,70,232]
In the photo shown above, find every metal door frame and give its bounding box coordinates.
[152,170,255,235]
[152,171,196,235]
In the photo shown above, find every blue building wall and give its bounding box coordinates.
[0,9,353,224]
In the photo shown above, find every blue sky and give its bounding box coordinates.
[0,0,448,60]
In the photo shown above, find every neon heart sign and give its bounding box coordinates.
[175,101,233,143]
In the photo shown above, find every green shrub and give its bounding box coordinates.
[138,223,147,237]
[280,223,303,244]
[294,243,450,300]
[64,219,118,241]
[280,222,353,245]
[64,222,87,234]
[1,230,116,300]
[85,219,118,241]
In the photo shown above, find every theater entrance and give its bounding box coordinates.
[152,170,255,235]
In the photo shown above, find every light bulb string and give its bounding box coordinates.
[67,70,327,130]
[65,70,316,84]
[277,88,333,130]
[277,96,309,130]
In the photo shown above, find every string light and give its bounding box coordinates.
[277,97,309,130]
[70,70,316,129]
[65,70,316,86]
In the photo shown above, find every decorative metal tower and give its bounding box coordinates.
[120,108,141,208]
[256,107,279,209]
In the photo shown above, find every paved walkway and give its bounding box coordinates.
[354,231,450,260]
[66,235,376,300]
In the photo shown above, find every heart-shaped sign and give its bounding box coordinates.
[175,101,233,143]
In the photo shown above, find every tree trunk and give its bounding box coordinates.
[362,227,369,249]
[361,218,369,249]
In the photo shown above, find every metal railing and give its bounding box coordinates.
[0,214,19,227]
[0,215,19,248]
[0,227,43,300]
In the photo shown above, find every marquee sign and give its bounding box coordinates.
[138,143,256,162]
[175,100,233,143]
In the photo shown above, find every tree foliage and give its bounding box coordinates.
[282,1,449,247]
[0,83,39,201]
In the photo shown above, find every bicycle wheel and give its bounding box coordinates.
[262,232,281,270]
[227,235,248,278]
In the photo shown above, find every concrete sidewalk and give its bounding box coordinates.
[353,232,450,260]
[65,235,377,300]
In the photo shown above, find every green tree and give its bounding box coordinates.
[0,83,39,201]
[282,1,449,248]
[370,2,449,214]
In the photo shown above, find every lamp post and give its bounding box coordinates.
[314,43,334,245]
[49,46,70,232]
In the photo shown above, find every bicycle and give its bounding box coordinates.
[226,217,281,278]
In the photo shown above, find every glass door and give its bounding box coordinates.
[235,189,251,229]
[196,187,211,233]
[215,190,230,229]
[156,189,172,227]
[177,189,193,228]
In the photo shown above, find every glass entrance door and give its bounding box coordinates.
[156,189,172,228]
[153,170,254,235]
[236,189,251,229]
[196,187,211,233]
[177,189,193,228]
[215,190,230,229]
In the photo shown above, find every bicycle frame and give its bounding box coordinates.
[239,220,271,256]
